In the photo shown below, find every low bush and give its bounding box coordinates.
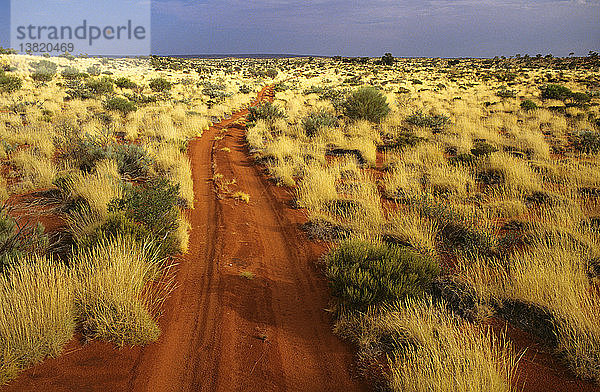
[107,178,183,256]
[61,66,83,80]
[30,60,57,81]
[247,102,285,122]
[570,131,600,154]
[406,111,450,130]
[104,97,137,115]
[471,141,498,157]
[86,65,101,76]
[86,77,114,95]
[520,99,538,111]
[302,110,338,136]
[63,137,152,178]
[326,239,439,311]
[0,206,48,272]
[343,87,391,123]
[541,84,572,101]
[149,77,172,92]
[114,77,137,89]
[0,72,22,93]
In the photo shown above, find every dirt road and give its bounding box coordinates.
[3,86,366,392]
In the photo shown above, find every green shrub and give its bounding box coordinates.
[104,97,137,115]
[0,72,22,93]
[239,85,252,94]
[570,92,591,106]
[520,99,538,111]
[62,136,152,177]
[108,178,181,256]
[326,239,439,311]
[86,65,101,76]
[415,198,494,255]
[302,110,338,136]
[540,84,572,101]
[105,144,153,178]
[470,141,498,157]
[343,87,391,123]
[496,87,516,98]
[406,111,450,130]
[114,77,137,89]
[77,212,150,250]
[0,206,48,272]
[30,60,57,81]
[247,102,285,122]
[570,131,600,154]
[149,77,172,92]
[86,77,114,95]
[61,66,83,80]
[264,68,278,78]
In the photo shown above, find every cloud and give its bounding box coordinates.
[150,0,600,56]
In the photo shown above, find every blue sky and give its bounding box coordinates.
[1,0,598,57]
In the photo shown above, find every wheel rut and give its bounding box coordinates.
[2,86,367,392]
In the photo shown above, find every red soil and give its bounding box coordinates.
[2,86,367,392]
[487,318,600,392]
[2,86,597,392]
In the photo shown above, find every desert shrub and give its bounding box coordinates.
[570,92,591,106]
[64,80,95,100]
[520,99,538,111]
[406,111,450,130]
[415,199,494,255]
[86,65,101,76]
[239,85,252,94]
[302,110,338,137]
[61,66,83,80]
[76,212,150,251]
[264,68,278,78]
[247,102,285,122]
[343,87,391,123]
[0,206,48,272]
[541,84,572,101]
[114,77,137,89]
[104,97,137,115]
[570,131,600,154]
[86,77,114,95]
[123,92,157,104]
[471,141,498,157]
[449,153,477,165]
[0,72,22,93]
[63,137,152,178]
[496,87,516,98]
[326,239,439,311]
[104,144,152,178]
[149,77,172,92]
[108,178,182,255]
[30,60,57,81]
[381,131,425,151]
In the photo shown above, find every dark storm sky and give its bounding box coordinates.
[1,0,599,57]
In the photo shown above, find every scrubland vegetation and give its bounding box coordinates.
[244,54,600,389]
[0,53,265,384]
[1,50,599,390]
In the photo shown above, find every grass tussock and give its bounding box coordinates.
[0,258,75,385]
[73,235,167,345]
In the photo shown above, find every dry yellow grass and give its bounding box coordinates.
[72,235,167,345]
[0,257,75,385]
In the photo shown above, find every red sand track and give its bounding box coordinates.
[3,86,598,392]
[3,86,366,392]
